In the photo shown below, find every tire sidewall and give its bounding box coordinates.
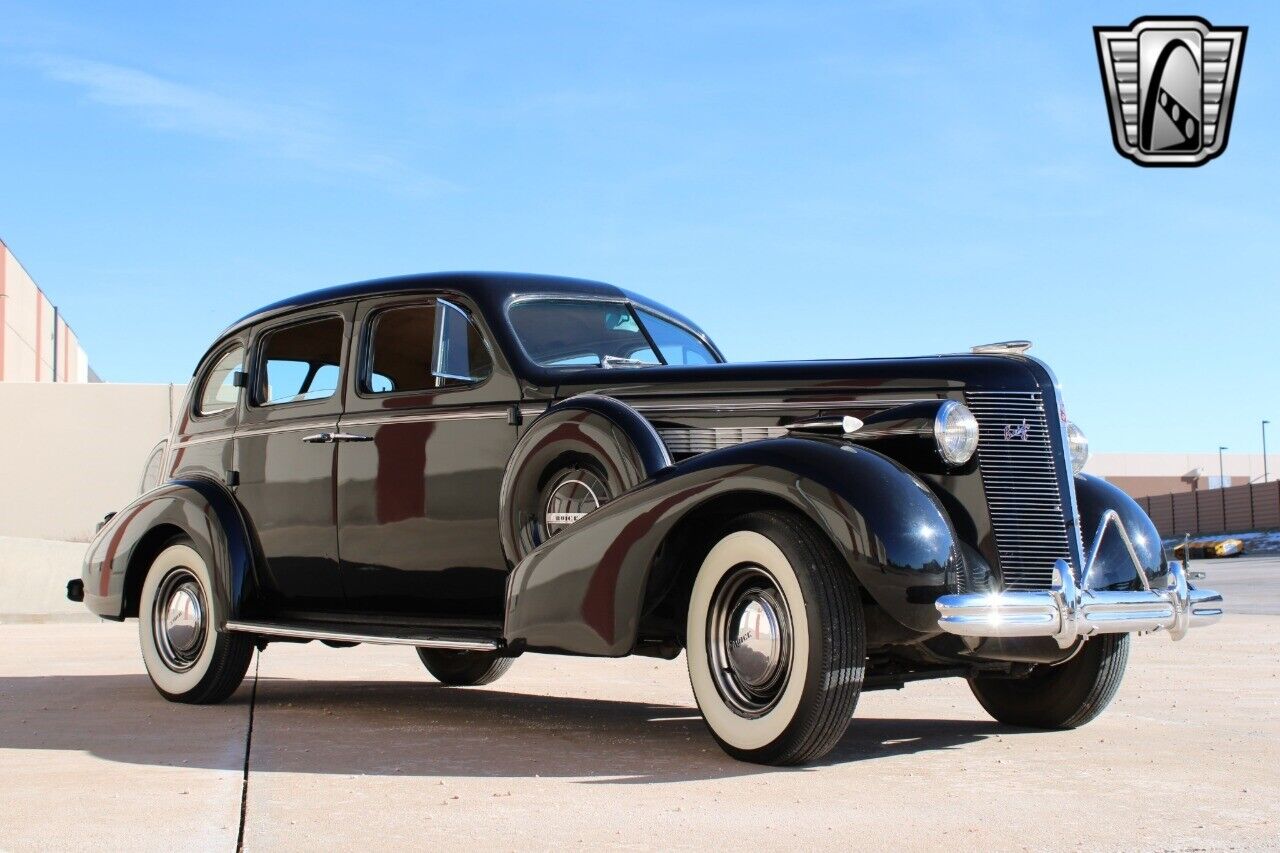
[686,529,814,755]
[138,542,222,700]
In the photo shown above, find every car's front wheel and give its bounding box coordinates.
[138,539,253,703]
[685,510,865,765]
[968,633,1130,729]
[417,648,514,686]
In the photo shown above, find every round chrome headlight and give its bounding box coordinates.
[1067,421,1090,475]
[934,401,979,466]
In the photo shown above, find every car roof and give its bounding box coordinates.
[224,271,629,335]
[209,271,718,383]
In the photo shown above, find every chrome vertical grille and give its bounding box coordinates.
[966,391,1073,590]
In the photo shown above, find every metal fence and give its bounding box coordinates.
[1136,480,1280,539]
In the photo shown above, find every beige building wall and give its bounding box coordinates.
[0,383,185,540]
[1085,452,1280,498]
[1,240,90,383]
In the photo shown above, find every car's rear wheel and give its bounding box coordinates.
[968,633,1130,729]
[685,510,865,765]
[138,539,253,703]
[416,648,514,686]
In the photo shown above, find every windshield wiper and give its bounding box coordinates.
[600,355,652,369]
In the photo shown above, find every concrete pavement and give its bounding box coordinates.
[2,609,1277,851]
[1192,555,1280,616]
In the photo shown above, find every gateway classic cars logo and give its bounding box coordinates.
[1094,16,1247,166]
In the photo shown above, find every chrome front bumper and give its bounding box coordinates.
[936,512,1224,648]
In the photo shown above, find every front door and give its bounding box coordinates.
[335,293,519,625]
[234,305,353,613]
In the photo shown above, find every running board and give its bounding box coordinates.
[224,620,501,651]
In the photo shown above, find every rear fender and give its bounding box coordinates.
[81,478,258,623]
[503,436,960,656]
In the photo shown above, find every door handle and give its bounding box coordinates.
[301,432,333,444]
[330,432,372,443]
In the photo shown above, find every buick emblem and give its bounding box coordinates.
[1095,17,1247,167]
[1004,420,1030,442]
[543,473,607,536]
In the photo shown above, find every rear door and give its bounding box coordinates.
[234,305,353,612]
[334,293,520,624]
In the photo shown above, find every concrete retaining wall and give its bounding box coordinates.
[0,382,185,540]
[0,536,96,622]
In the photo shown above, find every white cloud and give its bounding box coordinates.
[33,55,449,193]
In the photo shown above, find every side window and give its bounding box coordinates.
[197,345,245,415]
[256,316,345,406]
[637,309,717,365]
[365,301,492,394]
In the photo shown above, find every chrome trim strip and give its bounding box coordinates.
[628,397,933,414]
[232,418,340,439]
[172,431,234,448]
[224,620,500,651]
[340,408,512,427]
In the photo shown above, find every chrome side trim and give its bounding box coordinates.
[172,429,235,448]
[628,397,933,414]
[224,620,500,651]
[341,408,511,427]
[233,418,340,439]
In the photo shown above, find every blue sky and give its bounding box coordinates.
[1,1,1275,454]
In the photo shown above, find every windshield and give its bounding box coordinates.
[507,299,718,368]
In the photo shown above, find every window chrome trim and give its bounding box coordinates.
[354,295,497,399]
[248,311,348,410]
[504,293,722,370]
[191,340,247,420]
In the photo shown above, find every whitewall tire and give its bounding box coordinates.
[686,511,865,765]
[138,540,253,704]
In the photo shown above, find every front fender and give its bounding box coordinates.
[503,437,960,656]
[1074,473,1167,589]
[81,478,258,622]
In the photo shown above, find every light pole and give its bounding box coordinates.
[1264,420,1271,484]
[1218,446,1228,488]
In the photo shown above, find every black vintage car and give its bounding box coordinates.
[73,273,1223,765]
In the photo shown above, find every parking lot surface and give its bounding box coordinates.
[3,561,1276,851]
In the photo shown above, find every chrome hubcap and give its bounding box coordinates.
[726,594,784,688]
[152,569,206,671]
[542,469,608,538]
[708,565,793,718]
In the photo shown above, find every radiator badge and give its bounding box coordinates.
[1094,17,1246,166]
[1004,420,1031,442]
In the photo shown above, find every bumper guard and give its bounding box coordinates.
[936,510,1224,648]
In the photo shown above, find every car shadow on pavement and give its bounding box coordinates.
[0,673,1017,783]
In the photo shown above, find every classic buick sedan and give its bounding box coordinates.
[71,272,1223,765]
